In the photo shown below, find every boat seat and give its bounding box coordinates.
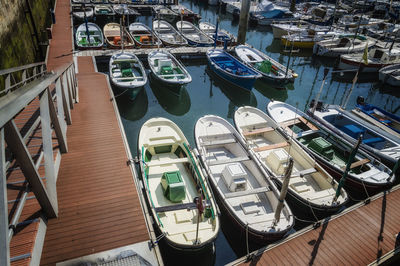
[340,124,365,139]
[201,138,237,147]
[154,200,211,213]
[225,187,269,199]
[363,137,384,145]
[342,158,370,170]
[254,142,289,152]
[240,201,261,215]
[146,157,190,167]
[243,127,274,137]
[290,177,310,193]
[208,156,250,166]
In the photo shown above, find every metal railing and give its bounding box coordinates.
[0,62,47,97]
[0,61,78,265]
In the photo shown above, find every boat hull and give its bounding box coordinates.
[338,57,388,72]
[281,38,314,49]
[208,61,256,91]
[273,178,346,220]
[207,171,292,245]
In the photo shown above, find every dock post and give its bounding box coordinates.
[290,0,296,12]
[237,0,251,44]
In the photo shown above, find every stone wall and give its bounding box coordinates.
[0,0,52,69]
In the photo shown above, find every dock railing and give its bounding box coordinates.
[0,62,78,265]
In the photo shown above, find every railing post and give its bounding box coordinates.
[71,64,79,102]
[4,121,57,218]
[40,89,59,213]
[61,72,72,125]
[0,128,10,266]
[66,68,75,110]
[48,85,68,153]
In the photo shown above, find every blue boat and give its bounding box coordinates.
[307,102,400,169]
[355,96,400,135]
[206,49,262,91]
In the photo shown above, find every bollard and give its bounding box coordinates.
[50,8,56,24]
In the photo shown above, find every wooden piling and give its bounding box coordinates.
[237,0,251,44]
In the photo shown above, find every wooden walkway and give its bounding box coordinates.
[5,0,159,265]
[231,185,400,265]
[40,56,150,265]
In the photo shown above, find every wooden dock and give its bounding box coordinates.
[2,0,162,265]
[230,185,400,265]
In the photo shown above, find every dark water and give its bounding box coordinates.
[95,1,400,265]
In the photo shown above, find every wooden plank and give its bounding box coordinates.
[253,142,289,152]
[280,118,301,128]
[0,128,11,266]
[208,156,250,166]
[243,127,274,137]
[340,158,371,170]
[298,116,318,131]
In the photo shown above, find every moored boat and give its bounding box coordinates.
[129,22,163,48]
[281,31,339,49]
[72,5,94,20]
[148,50,192,88]
[109,52,147,89]
[338,47,400,73]
[307,102,400,169]
[198,21,235,46]
[234,45,296,86]
[113,4,140,17]
[153,20,188,47]
[94,4,115,16]
[170,5,201,24]
[353,96,400,137]
[234,106,348,218]
[195,115,294,244]
[176,21,214,47]
[138,117,220,251]
[207,49,261,91]
[153,6,179,23]
[313,35,374,58]
[267,100,395,196]
[75,22,104,49]
[379,64,400,87]
[103,22,135,49]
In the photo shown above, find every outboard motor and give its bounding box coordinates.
[356,96,365,106]
[310,99,324,111]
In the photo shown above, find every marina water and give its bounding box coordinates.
[95,1,400,264]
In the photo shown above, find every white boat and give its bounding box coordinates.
[153,5,179,23]
[109,52,147,89]
[338,47,400,73]
[281,30,340,49]
[176,21,214,47]
[153,20,188,47]
[128,22,163,48]
[195,115,294,244]
[234,45,296,85]
[72,5,94,20]
[267,100,395,196]
[94,5,115,16]
[270,22,330,39]
[148,50,192,87]
[313,35,374,58]
[75,22,104,49]
[198,21,235,45]
[103,23,135,49]
[138,117,220,251]
[379,64,400,87]
[170,5,201,24]
[234,106,348,218]
[113,4,140,16]
[225,1,258,16]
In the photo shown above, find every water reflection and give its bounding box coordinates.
[254,80,288,102]
[115,87,148,121]
[205,67,257,118]
[149,75,191,116]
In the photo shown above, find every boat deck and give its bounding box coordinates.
[231,184,400,265]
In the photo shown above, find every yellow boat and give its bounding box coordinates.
[281,31,339,49]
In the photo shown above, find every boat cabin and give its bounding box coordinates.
[368,48,400,63]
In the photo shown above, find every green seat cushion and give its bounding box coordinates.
[122,68,133,77]
[161,171,186,202]
[161,66,173,75]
